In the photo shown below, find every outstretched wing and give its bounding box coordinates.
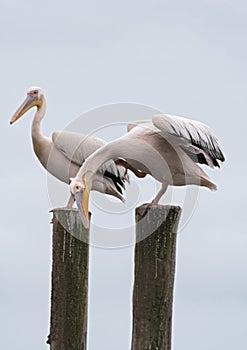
[152,114,225,167]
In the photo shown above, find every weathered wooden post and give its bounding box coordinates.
[131,204,181,350]
[47,209,89,350]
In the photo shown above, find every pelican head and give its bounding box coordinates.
[10,87,43,124]
[70,177,91,229]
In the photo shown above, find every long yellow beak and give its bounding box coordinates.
[83,190,89,220]
[74,180,91,229]
[10,95,40,125]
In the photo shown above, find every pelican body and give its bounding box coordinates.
[70,114,225,228]
[10,87,128,221]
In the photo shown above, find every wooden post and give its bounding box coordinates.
[131,204,181,350]
[47,209,89,350]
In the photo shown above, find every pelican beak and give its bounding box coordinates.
[10,95,41,125]
[74,188,90,230]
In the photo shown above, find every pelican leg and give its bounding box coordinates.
[66,194,75,209]
[136,182,168,219]
[49,194,75,219]
[115,159,147,178]
[151,182,168,205]
[132,168,147,178]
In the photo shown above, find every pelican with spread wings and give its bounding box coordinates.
[70,114,225,228]
[9,87,129,213]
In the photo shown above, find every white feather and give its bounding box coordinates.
[152,114,225,164]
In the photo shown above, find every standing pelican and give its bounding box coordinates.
[70,114,225,228]
[9,87,128,215]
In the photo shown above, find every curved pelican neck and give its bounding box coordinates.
[31,97,47,142]
[76,142,116,180]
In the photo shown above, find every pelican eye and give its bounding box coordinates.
[75,185,80,191]
[33,90,38,95]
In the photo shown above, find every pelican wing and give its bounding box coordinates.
[52,130,126,181]
[52,131,106,165]
[152,114,225,167]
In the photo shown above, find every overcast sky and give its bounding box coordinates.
[1,1,247,349]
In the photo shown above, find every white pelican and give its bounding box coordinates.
[70,114,225,228]
[9,87,129,215]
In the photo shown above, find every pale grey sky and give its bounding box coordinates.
[1,1,247,349]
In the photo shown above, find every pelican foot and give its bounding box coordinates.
[136,203,152,220]
[49,206,77,212]
[49,207,78,223]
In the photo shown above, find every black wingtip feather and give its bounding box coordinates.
[181,147,222,167]
[104,170,126,194]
